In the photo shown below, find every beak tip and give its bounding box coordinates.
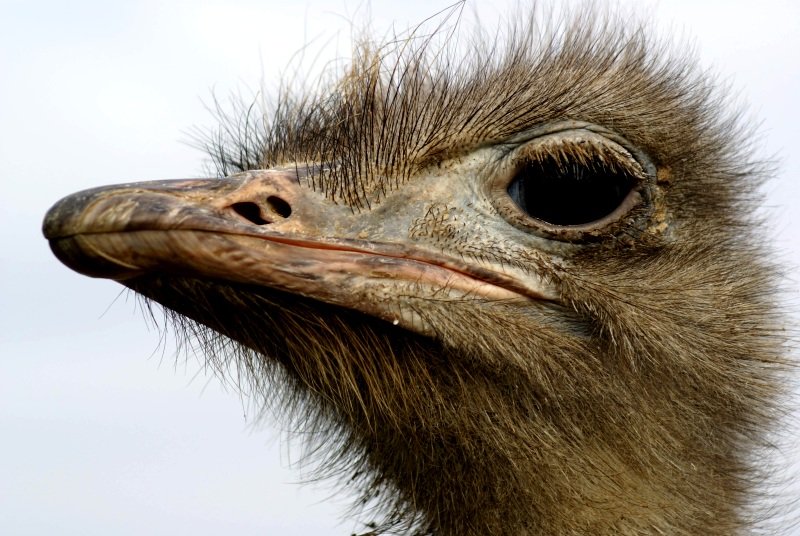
[42,196,74,240]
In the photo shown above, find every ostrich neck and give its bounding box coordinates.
[352,396,742,535]
[291,345,747,536]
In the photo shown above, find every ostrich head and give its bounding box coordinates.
[43,6,792,535]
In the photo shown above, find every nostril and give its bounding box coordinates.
[231,202,269,225]
[267,196,292,218]
[229,197,292,226]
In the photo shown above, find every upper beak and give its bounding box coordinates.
[44,169,533,332]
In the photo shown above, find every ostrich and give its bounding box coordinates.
[42,5,793,536]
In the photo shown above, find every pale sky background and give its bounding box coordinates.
[1,1,799,534]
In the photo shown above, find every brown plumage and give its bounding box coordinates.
[43,5,794,535]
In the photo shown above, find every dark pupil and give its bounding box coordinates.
[507,155,636,226]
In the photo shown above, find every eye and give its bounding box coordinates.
[493,128,650,237]
[507,151,638,226]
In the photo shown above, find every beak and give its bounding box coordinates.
[44,169,535,332]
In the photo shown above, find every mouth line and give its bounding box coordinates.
[49,226,558,305]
